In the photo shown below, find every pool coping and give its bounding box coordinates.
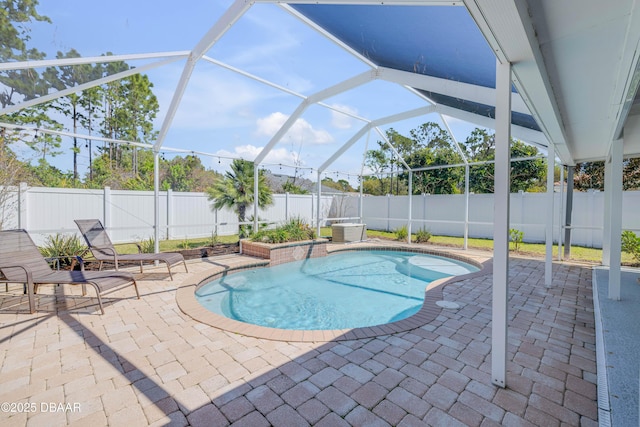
[176,244,493,342]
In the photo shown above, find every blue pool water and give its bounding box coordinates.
[195,250,478,330]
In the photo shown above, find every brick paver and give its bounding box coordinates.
[0,251,598,425]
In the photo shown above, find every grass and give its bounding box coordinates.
[114,227,637,265]
[323,227,635,265]
[114,234,238,254]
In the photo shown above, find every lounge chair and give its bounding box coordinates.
[0,229,139,314]
[74,219,188,280]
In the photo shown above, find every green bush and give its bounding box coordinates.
[240,216,269,238]
[39,233,87,267]
[395,225,408,241]
[137,236,156,253]
[208,230,220,246]
[251,217,316,244]
[414,228,432,243]
[177,236,190,249]
[621,230,640,264]
[509,228,524,251]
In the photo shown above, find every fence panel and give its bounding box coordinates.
[422,194,467,236]
[26,187,105,245]
[1,185,336,245]
[5,185,640,248]
[347,190,640,248]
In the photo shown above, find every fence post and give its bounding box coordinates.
[423,193,427,235]
[519,190,525,233]
[285,192,289,222]
[407,171,413,244]
[214,208,218,238]
[588,189,595,248]
[103,186,111,230]
[18,182,28,229]
[387,194,391,232]
[311,193,315,226]
[167,189,173,240]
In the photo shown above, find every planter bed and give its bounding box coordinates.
[176,243,240,260]
[240,239,328,265]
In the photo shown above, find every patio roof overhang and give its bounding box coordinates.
[3,1,639,167]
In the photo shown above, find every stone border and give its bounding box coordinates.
[240,239,328,266]
[176,246,492,342]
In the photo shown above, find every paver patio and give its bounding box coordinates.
[0,246,598,426]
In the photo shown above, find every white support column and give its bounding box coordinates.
[316,172,322,238]
[154,151,160,254]
[358,182,364,223]
[492,59,512,389]
[545,144,555,287]
[253,164,259,234]
[602,157,612,266]
[607,139,624,300]
[359,130,371,225]
[407,171,413,244]
[558,166,565,260]
[464,165,470,250]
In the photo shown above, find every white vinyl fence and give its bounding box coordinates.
[0,184,334,245]
[341,190,640,249]
[2,184,639,248]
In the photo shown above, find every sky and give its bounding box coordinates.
[19,0,485,184]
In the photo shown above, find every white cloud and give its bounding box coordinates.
[255,112,333,145]
[329,103,359,130]
[153,66,263,131]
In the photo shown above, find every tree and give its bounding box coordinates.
[410,122,452,150]
[282,180,309,194]
[462,128,546,193]
[0,127,33,229]
[573,158,640,191]
[322,177,355,193]
[47,49,103,182]
[27,158,74,187]
[206,159,273,237]
[98,57,131,166]
[0,0,51,108]
[161,155,219,192]
[405,146,464,194]
[364,123,464,195]
[365,148,391,194]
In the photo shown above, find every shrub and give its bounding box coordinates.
[241,216,269,238]
[177,236,190,249]
[509,228,524,251]
[414,228,432,243]
[208,230,220,246]
[39,233,87,267]
[251,217,315,244]
[395,225,408,241]
[621,230,640,264]
[137,236,156,253]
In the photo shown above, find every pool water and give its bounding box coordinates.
[195,250,478,330]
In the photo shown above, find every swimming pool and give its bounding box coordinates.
[195,250,479,330]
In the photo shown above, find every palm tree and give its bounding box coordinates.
[207,159,273,237]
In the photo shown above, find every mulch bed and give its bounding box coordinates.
[56,243,241,271]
